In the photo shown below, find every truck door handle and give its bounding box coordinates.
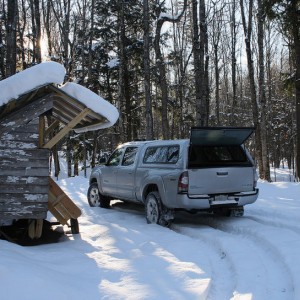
[217,172,228,176]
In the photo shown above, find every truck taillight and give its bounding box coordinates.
[178,171,189,193]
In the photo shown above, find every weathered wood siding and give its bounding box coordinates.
[0,97,52,221]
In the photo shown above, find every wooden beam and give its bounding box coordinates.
[38,115,45,147]
[42,108,91,149]
[44,119,60,137]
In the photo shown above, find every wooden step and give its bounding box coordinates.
[48,177,81,226]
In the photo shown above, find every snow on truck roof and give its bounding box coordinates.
[0,61,119,132]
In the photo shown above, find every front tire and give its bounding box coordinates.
[145,191,169,226]
[87,183,110,208]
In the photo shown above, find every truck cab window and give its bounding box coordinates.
[122,147,138,166]
[107,148,124,166]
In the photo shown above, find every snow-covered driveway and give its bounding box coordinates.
[1,176,299,300]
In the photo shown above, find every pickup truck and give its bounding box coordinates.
[87,127,259,225]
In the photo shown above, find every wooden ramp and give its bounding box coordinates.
[48,177,81,233]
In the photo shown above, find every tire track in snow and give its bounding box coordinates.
[172,223,238,300]
[244,214,300,237]
[194,215,296,299]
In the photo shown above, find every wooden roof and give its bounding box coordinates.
[0,84,107,129]
[0,84,111,149]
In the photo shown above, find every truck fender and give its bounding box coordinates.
[140,176,168,206]
[89,167,105,194]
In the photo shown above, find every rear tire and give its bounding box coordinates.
[87,183,110,208]
[145,191,170,226]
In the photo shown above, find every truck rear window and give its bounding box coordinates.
[188,145,252,168]
[143,145,179,164]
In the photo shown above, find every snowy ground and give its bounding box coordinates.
[1,166,299,300]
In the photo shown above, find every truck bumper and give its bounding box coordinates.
[175,188,259,210]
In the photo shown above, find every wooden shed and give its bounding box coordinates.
[0,63,118,240]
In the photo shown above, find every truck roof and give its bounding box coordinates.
[118,139,189,148]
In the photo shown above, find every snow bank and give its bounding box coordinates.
[0,62,65,106]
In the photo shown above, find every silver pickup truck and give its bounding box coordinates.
[87,127,259,225]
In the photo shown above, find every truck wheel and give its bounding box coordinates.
[145,191,169,226]
[87,183,110,208]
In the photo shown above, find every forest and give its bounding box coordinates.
[0,0,299,181]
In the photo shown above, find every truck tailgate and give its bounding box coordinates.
[188,167,254,195]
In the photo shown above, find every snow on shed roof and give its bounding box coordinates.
[0,62,119,132]
[0,62,65,106]
[60,82,118,132]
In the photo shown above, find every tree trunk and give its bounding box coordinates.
[240,0,263,178]
[154,18,170,139]
[230,0,237,125]
[212,4,221,125]
[198,0,209,126]
[154,0,187,139]
[118,1,132,142]
[87,0,95,89]
[192,0,202,127]
[0,24,4,77]
[143,0,154,140]
[31,0,42,63]
[257,0,271,181]
[290,1,300,180]
[42,0,52,57]
[5,0,18,77]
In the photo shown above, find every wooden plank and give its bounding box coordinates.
[0,209,47,220]
[51,90,105,121]
[48,192,69,225]
[0,193,48,202]
[0,201,48,210]
[44,119,60,136]
[43,108,91,149]
[0,158,49,168]
[39,115,45,147]
[48,177,81,222]
[0,167,49,177]
[0,175,49,185]
[0,184,48,194]
[0,140,39,149]
[0,95,53,134]
[0,148,50,159]
[7,123,39,134]
[1,131,39,142]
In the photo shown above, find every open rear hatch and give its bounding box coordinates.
[190,127,254,146]
[188,127,255,195]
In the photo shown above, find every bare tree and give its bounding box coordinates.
[192,0,202,125]
[240,0,263,178]
[230,0,238,125]
[143,0,154,140]
[198,0,209,126]
[154,0,187,139]
[30,0,42,63]
[257,0,271,181]
[118,0,132,142]
[5,0,18,76]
